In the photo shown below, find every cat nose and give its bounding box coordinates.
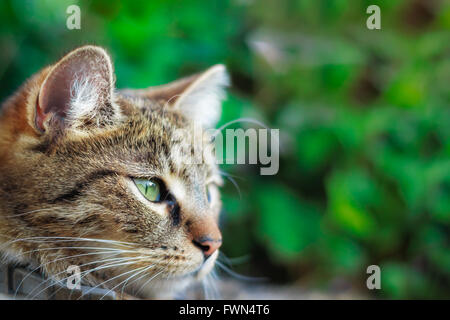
[190,216,222,259]
[192,236,222,259]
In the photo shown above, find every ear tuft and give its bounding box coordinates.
[174,64,229,128]
[36,45,117,132]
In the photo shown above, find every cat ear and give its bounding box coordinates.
[35,45,118,133]
[173,65,229,128]
[127,65,229,128]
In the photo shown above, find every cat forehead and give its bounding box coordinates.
[48,94,218,180]
[102,104,217,171]
[117,94,190,128]
[117,94,217,154]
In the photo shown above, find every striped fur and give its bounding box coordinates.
[0,46,228,299]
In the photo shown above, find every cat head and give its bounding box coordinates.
[0,45,229,298]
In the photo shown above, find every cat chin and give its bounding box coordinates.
[193,250,218,280]
[134,251,219,299]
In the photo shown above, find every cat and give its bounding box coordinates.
[0,45,229,299]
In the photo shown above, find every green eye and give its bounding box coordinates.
[134,178,161,202]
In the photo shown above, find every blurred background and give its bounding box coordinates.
[0,0,449,299]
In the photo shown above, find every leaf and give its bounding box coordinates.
[381,263,429,299]
[254,183,321,260]
[326,169,378,239]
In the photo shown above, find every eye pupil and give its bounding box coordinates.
[134,178,161,202]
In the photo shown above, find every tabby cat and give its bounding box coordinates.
[0,45,228,299]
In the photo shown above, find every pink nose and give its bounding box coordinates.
[189,216,222,259]
[192,236,222,258]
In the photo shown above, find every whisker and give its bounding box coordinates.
[133,256,176,297]
[134,269,164,297]
[217,252,250,267]
[27,255,121,300]
[120,264,156,297]
[78,262,151,300]
[14,249,126,298]
[202,278,209,300]
[29,256,145,300]
[219,170,245,181]
[203,275,215,300]
[221,174,242,199]
[100,265,154,300]
[209,269,222,300]
[215,260,267,282]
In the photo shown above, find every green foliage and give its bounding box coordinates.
[0,0,449,298]
[254,183,321,259]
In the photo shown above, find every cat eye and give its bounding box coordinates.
[206,183,219,204]
[206,185,212,203]
[134,178,162,202]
